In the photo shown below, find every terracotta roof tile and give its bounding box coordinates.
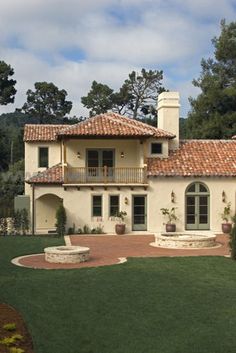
[58,113,175,138]
[26,164,63,184]
[24,113,175,141]
[24,125,70,142]
[147,140,236,177]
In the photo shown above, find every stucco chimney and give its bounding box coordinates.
[157,91,180,150]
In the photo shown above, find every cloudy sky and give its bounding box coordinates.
[0,0,236,118]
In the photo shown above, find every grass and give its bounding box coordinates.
[0,236,236,353]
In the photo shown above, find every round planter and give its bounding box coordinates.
[115,224,126,235]
[166,224,176,232]
[222,223,232,234]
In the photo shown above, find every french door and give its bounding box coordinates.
[132,195,147,231]
[186,183,210,230]
[87,149,114,181]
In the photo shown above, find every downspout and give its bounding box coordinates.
[32,183,35,236]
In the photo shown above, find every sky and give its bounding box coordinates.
[0,0,236,119]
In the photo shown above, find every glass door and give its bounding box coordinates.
[87,149,114,182]
[132,195,147,231]
[186,183,210,230]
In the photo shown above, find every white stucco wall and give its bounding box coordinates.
[31,177,236,234]
[25,142,61,178]
[65,139,143,168]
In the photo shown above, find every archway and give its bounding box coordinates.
[36,194,62,233]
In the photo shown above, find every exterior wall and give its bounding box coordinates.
[31,177,236,234]
[65,139,143,168]
[25,141,61,178]
[146,138,169,159]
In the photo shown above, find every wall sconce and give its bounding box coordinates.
[77,152,81,158]
[124,197,128,205]
[222,191,226,203]
[171,190,175,203]
[120,151,124,158]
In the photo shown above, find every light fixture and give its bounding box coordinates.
[124,197,128,205]
[171,190,175,203]
[222,191,226,203]
[120,151,124,158]
[77,152,81,158]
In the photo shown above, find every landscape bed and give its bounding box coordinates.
[0,236,236,353]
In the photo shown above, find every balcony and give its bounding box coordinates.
[64,166,147,185]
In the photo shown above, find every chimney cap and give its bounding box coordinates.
[157,91,180,110]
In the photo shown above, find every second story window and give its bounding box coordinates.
[39,147,49,168]
[109,195,120,217]
[151,143,162,155]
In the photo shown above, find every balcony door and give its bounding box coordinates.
[186,182,210,230]
[132,195,147,231]
[87,149,114,182]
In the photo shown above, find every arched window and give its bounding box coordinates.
[185,182,210,230]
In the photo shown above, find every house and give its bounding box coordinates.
[24,92,236,235]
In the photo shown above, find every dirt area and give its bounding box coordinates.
[0,303,34,353]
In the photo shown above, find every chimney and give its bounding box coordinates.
[157,91,180,150]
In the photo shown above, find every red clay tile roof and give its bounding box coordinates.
[147,140,236,177]
[24,125,70,142]
[57,113,175,138]
[26,164,63,184]
[24,114,175,141]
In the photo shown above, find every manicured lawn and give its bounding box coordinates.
[0,236,236,353]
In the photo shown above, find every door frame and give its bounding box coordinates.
[185,182,210,230]
[132,194,147,231]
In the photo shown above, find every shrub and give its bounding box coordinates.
[55,204,67,237]
[3,323,16,331]
[9,347,25,353]
[230,215,236,260]
[67,223,76,235]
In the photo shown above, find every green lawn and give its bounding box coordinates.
[0,236,236,353]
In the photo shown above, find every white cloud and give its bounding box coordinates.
[0,0,235,118]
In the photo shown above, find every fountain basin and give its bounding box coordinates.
[152,232,218,249]
[44,245,90,263]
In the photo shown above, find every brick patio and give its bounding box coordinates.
[15,234,230,270]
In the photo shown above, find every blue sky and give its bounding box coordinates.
[0,0,236,118]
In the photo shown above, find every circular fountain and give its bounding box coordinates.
[44,245,90,263]
[151,232,219,249]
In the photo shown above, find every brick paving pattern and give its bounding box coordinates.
[16,234,230,270]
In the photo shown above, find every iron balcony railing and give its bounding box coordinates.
[64,166,147,184]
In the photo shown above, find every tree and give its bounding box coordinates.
[81,69,165,120]
[0,60,17,105]
[81,81,114,117]
[121,69,165,119]
[55,204,67,236]
[186,20,236,139]
[21,82,72,123]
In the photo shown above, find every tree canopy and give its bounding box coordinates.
[21,82,72,123]
[81,69,165,121]
[0,60,17,105]
[186,20,236,139]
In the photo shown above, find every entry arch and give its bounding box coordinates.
[35,194,62,232]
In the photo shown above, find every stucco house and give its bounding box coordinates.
[24,92,236,235]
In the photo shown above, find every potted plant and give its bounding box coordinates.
[160,207,178,232]
[221,202,232,234]
[115,211,127,235]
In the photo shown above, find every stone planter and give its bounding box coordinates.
[222,223,232,234]
[115,224,126,235]
[166,224,176,232]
